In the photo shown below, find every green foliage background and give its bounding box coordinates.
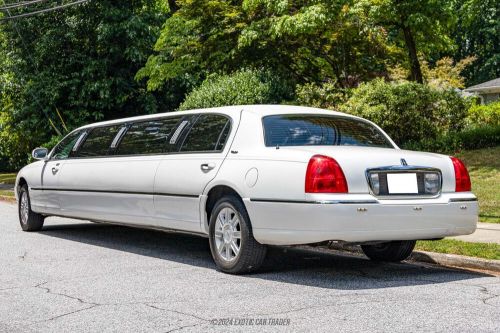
[0,0,499,170]
[179,69,294,110]
[340,79,469,145]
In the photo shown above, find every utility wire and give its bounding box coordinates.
[0,0,50,11]
[0,0,90,21]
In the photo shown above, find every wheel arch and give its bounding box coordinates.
[17,177,28,196]
[201,183,247,234]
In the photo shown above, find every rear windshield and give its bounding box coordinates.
[262,114,393,148]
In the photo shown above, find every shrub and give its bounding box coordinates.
[179,69,294,111]
[0,113,31,171]
[340,79,469,145]
[403,125,500,154]
[467,101,500,127]
[295,81,349,110]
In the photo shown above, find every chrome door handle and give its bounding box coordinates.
[51,167,59,175]
[201,163,216,171]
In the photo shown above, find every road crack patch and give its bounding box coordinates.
[34,281,100,306]
[145,304,209,322]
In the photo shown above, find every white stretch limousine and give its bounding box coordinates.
[16,105,478,273]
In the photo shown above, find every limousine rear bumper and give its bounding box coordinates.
[244,193,478,246]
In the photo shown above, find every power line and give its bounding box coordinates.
[0,0,50,11]
[0,0,91,21]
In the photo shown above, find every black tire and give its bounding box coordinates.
[18,185,44,232]
[361,240,416,262]
[208,195,267,274]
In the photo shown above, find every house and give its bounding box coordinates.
[464,78,500,104]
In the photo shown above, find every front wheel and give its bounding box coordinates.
[361,240,416,262]
[209,195,267,274]
[18,185,45,231]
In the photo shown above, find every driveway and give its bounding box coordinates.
[0,201,499,332]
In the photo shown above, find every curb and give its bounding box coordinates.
[409,250,500,273]
[322,242,500,273]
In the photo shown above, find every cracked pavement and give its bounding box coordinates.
[0,201,499,332]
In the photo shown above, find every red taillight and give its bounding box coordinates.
[450,156,471,192]
[305,155,348,193]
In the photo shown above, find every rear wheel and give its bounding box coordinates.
[208,195,267,274]
[18,185,44,231]
[361,240,416,262]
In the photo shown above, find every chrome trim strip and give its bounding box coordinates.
[110,126,128,149]
[169,120,188,144]
[30,187,199,198]
[249,198,379,204]
[449,198,478,202]
[365,166,443,199]
[72,132,88,152]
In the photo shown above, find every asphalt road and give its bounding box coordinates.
[1,201,499,333]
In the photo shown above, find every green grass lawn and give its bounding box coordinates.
[0,173,16,185]
[0,190,14,197]
[0,173,16,198]
[456,147,499,223]
[416,239,500,260]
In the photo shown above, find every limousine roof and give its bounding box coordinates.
[75,105,356,131]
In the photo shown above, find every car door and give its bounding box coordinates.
[153,114,233,232]
[55,124,141,223]
[33,130,84,213]
[57,118,183,226]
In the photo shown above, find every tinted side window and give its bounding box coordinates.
[180,115,230,153]
[116,117,182,156]
[51,131,82,160]
[76,125,122,157]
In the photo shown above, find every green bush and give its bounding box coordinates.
[403,125,500,154]
[467,101,500,127]
[340,79,469,145]
[179,69,294,111]
[295,81,349,110]
[0,113,31,171]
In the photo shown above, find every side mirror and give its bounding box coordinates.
[32,147,48,160]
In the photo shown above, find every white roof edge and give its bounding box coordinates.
[73,105,359,132]
[75,105,244,131]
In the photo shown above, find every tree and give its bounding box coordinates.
[137,0,247,91]
[355,0,455,83]
[238,0,391,87]
[138,0,393,91]
[453,0,499,85]
[389,56,476,89]
[0,1,168,168]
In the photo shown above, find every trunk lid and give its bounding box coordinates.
[281,146,455,194]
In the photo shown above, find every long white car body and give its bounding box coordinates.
[16,105,478,273]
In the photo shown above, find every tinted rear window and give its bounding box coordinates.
[263,115,393,148]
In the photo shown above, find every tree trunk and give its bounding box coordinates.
[401,25,423,84]
[168,0,179,14]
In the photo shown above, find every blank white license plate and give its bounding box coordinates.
[387,173,418,194]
